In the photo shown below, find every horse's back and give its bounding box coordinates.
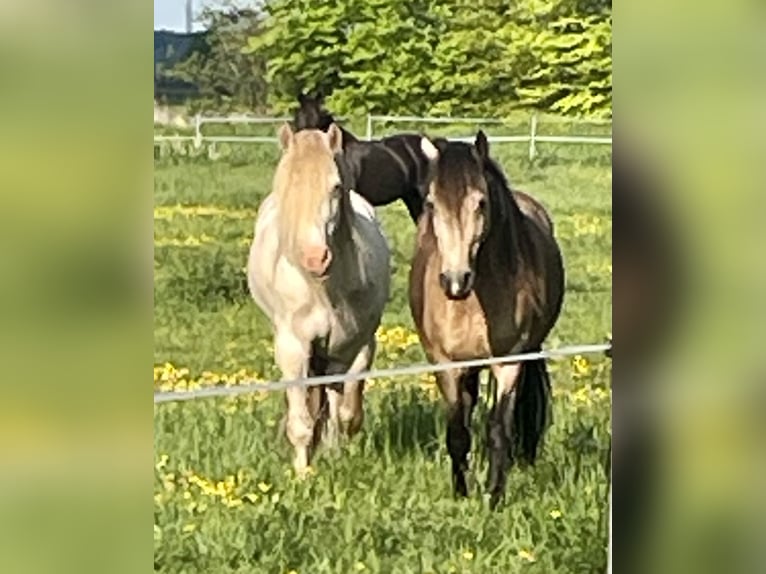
[348,190,377,222]
[513,189,554,235]
[347,191,391,300]
[346,134,427,206]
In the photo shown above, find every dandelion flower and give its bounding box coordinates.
[550,509,562,519]
[517,549,536,562]
[462,550,475,560]
[572,355,590,377]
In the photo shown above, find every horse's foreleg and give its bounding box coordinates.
[325,384,343,447]
[275,329,313,475]
[439,368,474,498]
[339,341,374,437]
[402,189,424,223]
[487,362,522,509]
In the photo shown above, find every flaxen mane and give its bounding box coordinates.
[272,131,338,256]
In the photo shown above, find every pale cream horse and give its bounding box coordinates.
[247,124,391,475]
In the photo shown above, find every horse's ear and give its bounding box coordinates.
[314,89,325,104]
[297,92,307,105]
[278,122,294,150]
[420,136,440,162]
[475,130,489,159]
[327,123,343,153]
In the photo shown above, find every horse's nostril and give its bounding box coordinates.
[440,270,473,298]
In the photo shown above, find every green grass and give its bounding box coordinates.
[154,141,612,573]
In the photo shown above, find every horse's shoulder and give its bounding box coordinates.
[254,193,278,227]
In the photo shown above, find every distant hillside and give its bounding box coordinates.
[154,30,206,103]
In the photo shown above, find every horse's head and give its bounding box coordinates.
[274,122,351,278]
[420,131,492,299]
[293,91,336,132]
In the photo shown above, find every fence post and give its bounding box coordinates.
[194,114,202,149]
[528,112,538,161]
[365,114,373,141]
[607,479,612,574]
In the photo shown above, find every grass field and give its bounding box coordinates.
[154,139,612,573]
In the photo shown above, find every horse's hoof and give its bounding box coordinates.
[453,474,469,498]
[488,492,503,510]
[293,465,316,481]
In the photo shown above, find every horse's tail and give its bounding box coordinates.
[513,354,552,465]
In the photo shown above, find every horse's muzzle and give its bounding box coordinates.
[439,270,474,299]
[302,244,333,277]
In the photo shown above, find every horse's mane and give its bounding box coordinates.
[273,131,338,257]
[482,156,528,275]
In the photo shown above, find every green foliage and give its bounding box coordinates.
[170,5,269,113]
[243,0,611,117]
[245,0,352,110]
[513,0,612,117]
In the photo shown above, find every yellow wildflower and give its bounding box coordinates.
[355,562,367,571]
[572,355,590,377]
[517,549,536,563]
[182,523,197,533]
[462,550,475,560]
[257,481,272,493]
[243,493,259,503]
[550,509,562,519]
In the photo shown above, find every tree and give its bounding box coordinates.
[241,0,612,118]
[171,5,270,113]
[512,0,612,117]
[244,0,352,112]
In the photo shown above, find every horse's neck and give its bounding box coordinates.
[327,193,363,276]
[341,127,359,145]
[485,180,529,275]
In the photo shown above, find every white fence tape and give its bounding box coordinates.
[154,342,611,404]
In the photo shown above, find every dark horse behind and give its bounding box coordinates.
[291,93,549,229]
[292,92,440,222]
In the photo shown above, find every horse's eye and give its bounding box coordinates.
[477,198,487,210]
[333,184,343,194]
[424,198,434,211]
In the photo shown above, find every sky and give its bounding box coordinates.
[155,0,208,32]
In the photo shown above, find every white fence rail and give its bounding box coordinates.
[154,113,612,160]
[154,342,611,404]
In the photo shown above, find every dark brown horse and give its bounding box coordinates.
[409,131,565,508]
[292,92,442,222]
[292,93,549,229]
